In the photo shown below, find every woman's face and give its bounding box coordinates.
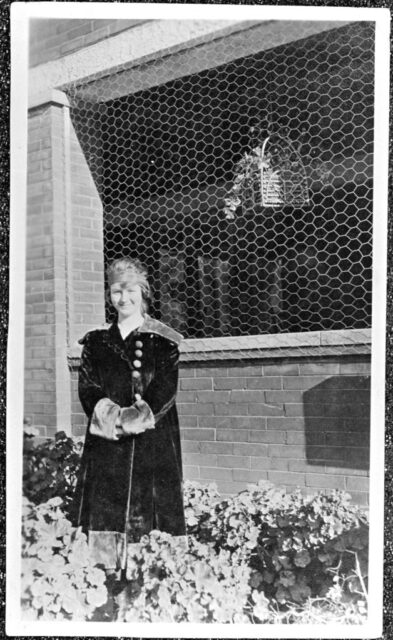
[110,281,143,320]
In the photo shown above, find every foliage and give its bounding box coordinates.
[120,531,251,623]
[182,479,221,534]
[183,480,368,615]
[23,430,82,514]
[223,147,271,219]
[21,497,107,621]
[21,446,369,625]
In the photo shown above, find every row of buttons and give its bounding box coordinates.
[131,339,143,380]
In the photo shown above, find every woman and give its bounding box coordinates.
[73,257,186,575]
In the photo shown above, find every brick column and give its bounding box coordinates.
[25,91,105,436]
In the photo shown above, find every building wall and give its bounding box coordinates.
[25,105,58,436]
[25,19,372,505]
[24,96,106,436]
[29,19,148,67]
[70,353,370,505]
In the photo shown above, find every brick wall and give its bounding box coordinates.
[70,353,370,505]
[25,96,105,436]
[25,105,57,436]
[29,19,149,67]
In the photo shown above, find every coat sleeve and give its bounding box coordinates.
[140,340,180,425]
[78,333,120,440]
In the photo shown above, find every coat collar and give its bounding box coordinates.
[138,315,183,346]
[79,315,182,347]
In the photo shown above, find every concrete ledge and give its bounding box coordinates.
[180,328,371,362]
[29,89,70,110]
[68,328,372,366]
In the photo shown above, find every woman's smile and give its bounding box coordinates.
[110,283,143,319]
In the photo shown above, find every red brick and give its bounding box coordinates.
[302,417,345,431]
[227,365,263,377]
[306,474,346,490]
[289,460,324,473]
[184,453,217,467]
[249,430,286,444]
[218,482,249,495]
[214,403,248,416]
[184,466,201,480]
[299,363,340,375]
[246,377,282,390]
[343,418,370,432]
[233,443,267,457]
[263,363,299,376]
[217,455,250,469]
[198,417,228,429]
[265,390,303,403]
[249,403,284,417]
[197,391,230,403]
[25,391,54,403]
[340,362,371,374]
[176,391,196,403]
[283,376,326,390]
[325,431,370,447]
[230,390,264,403]
[179,365,195,380]
[200,442,233,455]
[290,432,325,446]
[198,367,228,377]
[268,444,305,458]
[214,377,245,390]
[345,477,369,492]
[345,491,368,506]
[200,467,233,481]
[305,403,370,419]
[180,428,215,441]
[181,440,201,453]
[323,464,369,476]
[233,469,267,483]
[226,416,265,430]
[251,457,289,471]
[267,417,306,430]
[179,415,198,428]
[181,378,212,391]
[284,404,305,417]
[268,471,306,486]
[178,403,214,416]
[217,429,248,443]
[179,368,196,378]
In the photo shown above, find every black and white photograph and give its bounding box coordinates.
[7,3,389,637]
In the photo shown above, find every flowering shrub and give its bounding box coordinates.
[21,497,107,620]
[185,481,368,612]
[182,479,220,533]
[120,531,251,623]
[21,445,368,625]
[23,431,82,514]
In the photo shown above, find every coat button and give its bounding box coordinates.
[134,349,143,358]
[135,340,143,348]
[133,360,142,368]
[132,370,141,379]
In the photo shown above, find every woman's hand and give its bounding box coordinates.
[120,395,155,435]
[115,417,125,439]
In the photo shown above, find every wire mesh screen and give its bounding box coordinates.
[67,21,374,342]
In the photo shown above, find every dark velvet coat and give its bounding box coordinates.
[72,315,186,570]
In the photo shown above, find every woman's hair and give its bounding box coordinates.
[106,257,152,315]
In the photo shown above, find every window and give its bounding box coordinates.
[69,21,374,338]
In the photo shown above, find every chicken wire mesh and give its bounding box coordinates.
[66,20,374,356]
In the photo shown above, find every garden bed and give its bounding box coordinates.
[21,430,369,624]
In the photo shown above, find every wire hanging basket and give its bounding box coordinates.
[260,132,310,207]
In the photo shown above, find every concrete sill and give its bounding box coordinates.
[68,328,371,366]
[180,328,372,362]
